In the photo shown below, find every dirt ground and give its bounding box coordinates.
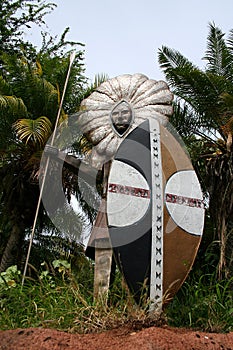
[0,326,233,350]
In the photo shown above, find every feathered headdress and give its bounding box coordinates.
[78,73,173,167]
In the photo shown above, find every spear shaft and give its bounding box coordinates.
[22,52,76,286]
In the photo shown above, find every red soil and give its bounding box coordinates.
[0,326,233,350]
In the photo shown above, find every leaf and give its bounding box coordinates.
[203,23,233,77]
[13,116,52,146]
[52,259,70,270]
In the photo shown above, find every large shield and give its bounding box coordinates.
[107,119,205,307]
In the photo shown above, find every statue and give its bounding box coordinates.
[45,73,205,311]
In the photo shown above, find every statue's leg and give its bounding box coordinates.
[86,198,113,303]
[88,162,113,302]
[94,243,113,302]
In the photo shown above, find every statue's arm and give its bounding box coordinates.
[44,145,99,181]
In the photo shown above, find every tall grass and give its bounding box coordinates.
[0,262,94,331]
[0,260,232,333]
[166,272,233,333]
[0,261,148,333]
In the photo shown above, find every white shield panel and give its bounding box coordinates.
[107,160,150,227]
[165,170,205,235]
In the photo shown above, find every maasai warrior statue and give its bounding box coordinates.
[46,73,205,310]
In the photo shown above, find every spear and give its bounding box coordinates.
[22,51,76,286]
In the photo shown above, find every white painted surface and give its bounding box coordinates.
[165,170,205,235]
[107,160,150,227]
[149,118,164,311]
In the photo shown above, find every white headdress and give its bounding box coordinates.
[78,73,173,168]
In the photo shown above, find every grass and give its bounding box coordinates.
[166,272,233,333]
[0,260,232,333]
[0,261,145,333]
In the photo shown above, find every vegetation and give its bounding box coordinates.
[0,50,88,271]
[0,258,232,333]
[0,0,91,273]
[158,22,233,279]
[166,240,233,332]
[0,260,134,333]
[167,273,233,333]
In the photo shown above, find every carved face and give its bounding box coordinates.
[110,101,133,136]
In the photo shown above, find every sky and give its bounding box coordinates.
[26,0,233,83]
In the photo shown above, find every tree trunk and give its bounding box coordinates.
[207,152,233,279]
[0,223,23,273]
[218,216,226,279]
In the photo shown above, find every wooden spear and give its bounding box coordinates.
[22,52,76,286]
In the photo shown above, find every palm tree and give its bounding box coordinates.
[0,49,87,272]
[158,23,233,278]
[0,45,108,273]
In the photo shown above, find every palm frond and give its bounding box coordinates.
[170,101,199,137]
[80,73,109,102]
[159,44,233,130]
[13,116,52,146]
[203,23,233,78]
[0,95,28,145]
[0,95,27,114]
[158,46,203,101]
[219,92,233,114]
[92,73,109,89]
[158,46,197,73]
[0,76,12,95]
[35,60,43,76]
[227,29,233,53]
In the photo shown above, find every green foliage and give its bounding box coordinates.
[0,0,89,272]
[166,272,233,333]
[158,22,233,278]
[0,260,93,330]
[0,261,232,333]
[166,221,231,334]
[0,261,160,333]
[0,265,21,290]
[158,22,233,142]
[0,0,56,56]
